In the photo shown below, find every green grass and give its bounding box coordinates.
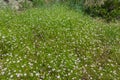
[0,4,120,80]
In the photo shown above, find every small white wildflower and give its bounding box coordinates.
[22,65,24,68]
[1,71,5,75]
[19,70,22,72]
[57,75,60,79]
[2,36,5,39]
[13,61,16,63]
[90,77,93,80]
[52,68,55,71]
[36,72,40,76]
[48,65,51,68]
[57,70,61,72]
[33,71,36,73]
[48,54,51,56]
[17,60,20,63]
[6,59,9,62]
[28,62,33,66]
[68,73,71,76]
[113,70,117,75]
[16,73,21,77]
[99,67,102,70]
[10,75,13,78]
[14,70,16,72]
[100,73,103,76]
[24,73,27,76]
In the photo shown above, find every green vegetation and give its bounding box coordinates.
[0,3,120,80]
[58,0,120,21]
[83,0,120,21]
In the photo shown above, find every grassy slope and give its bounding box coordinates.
[0,5,120,80]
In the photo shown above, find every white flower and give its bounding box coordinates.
[57,75,60,79]
[36,72,40,76]
[2,36,5,39]
[17,60,20,63]
[10,75,13,78]
[24,73,27,76]
[16,73,21,77]
[52,68,55,71]
[1,71,5,75]
[48,65,51,68]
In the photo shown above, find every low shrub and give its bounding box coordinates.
[32,0,45,7]
[83,0,120,21]
[61,0,120,21]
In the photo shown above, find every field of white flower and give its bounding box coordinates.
[0,4,120,80]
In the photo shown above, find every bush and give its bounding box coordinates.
[83,0,120,21]
[19,0,33,10]
[62,0,120,21]
[32,0,45,7]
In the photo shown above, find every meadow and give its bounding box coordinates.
[0,4,120,80]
